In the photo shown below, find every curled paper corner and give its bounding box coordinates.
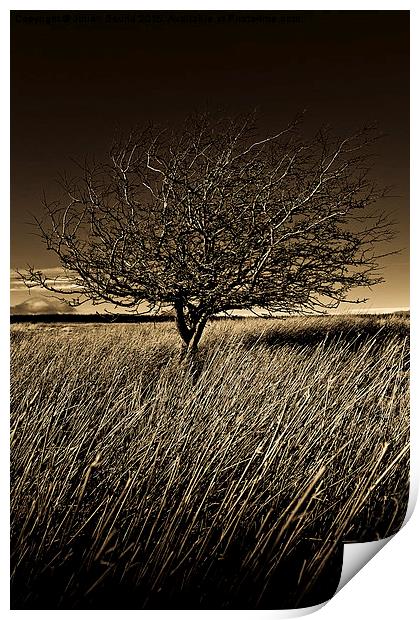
[336,471,418,595]
[268,537,395,619]
[335,536,393,594]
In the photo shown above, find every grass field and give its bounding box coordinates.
[10,314,410,609]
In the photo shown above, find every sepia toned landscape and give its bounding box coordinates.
[11,313,409,608]
[11,9,409,612]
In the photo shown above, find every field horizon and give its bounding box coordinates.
[9,308,411,323]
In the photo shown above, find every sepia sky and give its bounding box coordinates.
[10,10,409,312]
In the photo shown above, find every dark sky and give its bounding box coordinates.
[11,10,409,310]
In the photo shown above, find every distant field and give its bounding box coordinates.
[10,314,410,609]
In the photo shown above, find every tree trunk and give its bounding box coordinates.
[189,316,207,352]
[174,297,207,359]
[174,297,193,349]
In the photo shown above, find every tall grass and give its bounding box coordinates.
[10,315,409,609]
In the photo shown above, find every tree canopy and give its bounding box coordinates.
[22,112,395,352]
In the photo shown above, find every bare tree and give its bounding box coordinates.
[21,112,395,354]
